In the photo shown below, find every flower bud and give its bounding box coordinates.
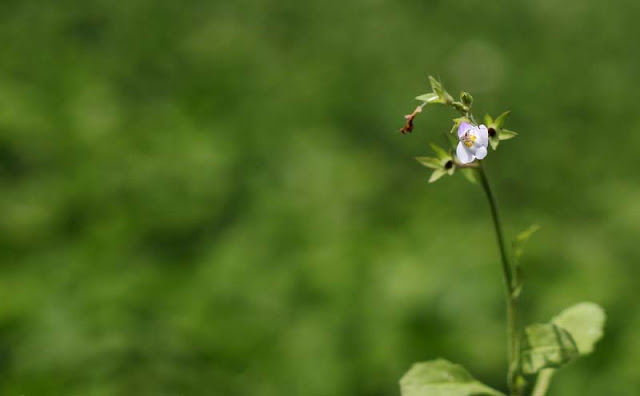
[452,102,469,114]
[460,91,473,107]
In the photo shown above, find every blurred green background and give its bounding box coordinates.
[1,0,639,394]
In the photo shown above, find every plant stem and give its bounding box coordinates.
[531,369,555,396]
[477,162,521,396]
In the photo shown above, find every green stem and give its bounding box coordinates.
[531,369,555,396]
[477,162,521,396]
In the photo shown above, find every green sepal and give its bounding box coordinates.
[429,168,447,183]
[443,131,458,149]
[489,135,500,150]
[520,323,579,375]
[449,117,471,134]
[429,143,450,160]
[417,143,455,183]
[429,76,444,97]
[499,129,518,140]
[415,93,441,103]
[415,156,442,170]
[400,359,506,396]
[486,111,515,150]
[460,168,477,184]
[494,110,511,128]
[416,76,454,105]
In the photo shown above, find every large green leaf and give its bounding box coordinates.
[400,359,505,396]
[520,323,579,375]
[552,302,606,355]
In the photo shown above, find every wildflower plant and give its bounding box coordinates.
[398,77,606,396]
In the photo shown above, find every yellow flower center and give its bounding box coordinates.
[463,132,477,148]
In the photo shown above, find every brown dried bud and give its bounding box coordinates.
[400,106,422,135]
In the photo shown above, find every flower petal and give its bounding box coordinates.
[458,122,473,138]
[456,142,474,164]
[475,146,488,160]
[477,125,489,147]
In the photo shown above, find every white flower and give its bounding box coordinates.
[456,122,489,164]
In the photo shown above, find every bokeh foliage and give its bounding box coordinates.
[0,0,639,395]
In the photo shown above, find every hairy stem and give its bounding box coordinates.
[477,162,521,396]
[531,369,555,396]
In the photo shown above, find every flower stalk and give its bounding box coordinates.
[531,369,554,396]
[477,162,522,396]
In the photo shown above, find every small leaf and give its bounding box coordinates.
[494,110,511,128]
[460,168,477,184]
[484,114,493,125]
[430,143,450,160]
[400,359,506,396]
[511,282,523,299]
[552,302,606,355]
[415,156,442,170]
[513,224,541,260]
[520,323,579,375]
[499,129,518,140]
[416,93,442,103]
[429,168,447,183]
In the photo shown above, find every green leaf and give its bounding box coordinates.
[494,110,511,128]
[499,129,518,140]
[400,359,506,396]
[552,302,606,355]
[415,156,442,170]
[430,143,450,160]
[520,323,579,375]
[416,93,442,103]
[460,168,477,184]
[513,224,541,260]
[429,168,447,183]
[484,114,493,125]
